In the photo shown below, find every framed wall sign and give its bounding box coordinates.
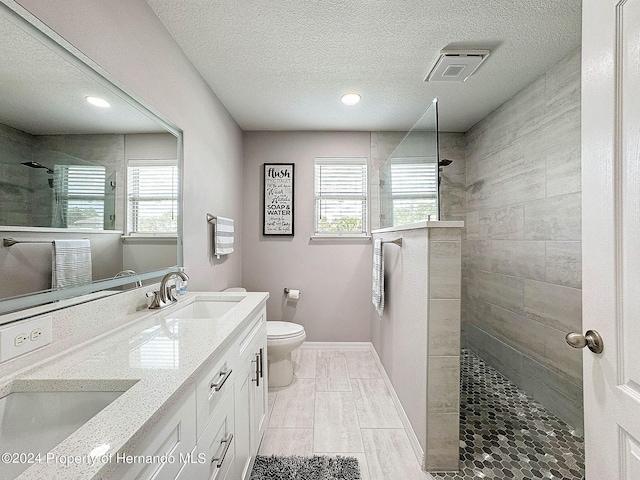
[263,163,294,236]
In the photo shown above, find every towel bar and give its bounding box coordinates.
[3,237,88,247]
[381,238,403,247]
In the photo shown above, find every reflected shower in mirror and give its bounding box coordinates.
[0,2,182,317]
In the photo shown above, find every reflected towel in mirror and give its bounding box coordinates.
[52,239,92,289]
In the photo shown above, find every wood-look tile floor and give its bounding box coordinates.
[258,346,432,480]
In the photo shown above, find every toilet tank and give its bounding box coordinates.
[223,287,246,292]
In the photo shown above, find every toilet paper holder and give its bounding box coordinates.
[284,288,302,296]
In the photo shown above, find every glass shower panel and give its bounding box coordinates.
[379,99,439,228]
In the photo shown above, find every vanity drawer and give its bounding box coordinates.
[196,350,234,438]
[108,385,196,480]
[197,389,235,480]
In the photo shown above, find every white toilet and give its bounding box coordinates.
[223,288,306,387]
[266,321,306,387]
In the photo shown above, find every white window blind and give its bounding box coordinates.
[52,164,106,229]
[127,159,178,234]
[314,157,368,235]
[390,159,438,224]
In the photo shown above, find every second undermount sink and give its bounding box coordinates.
[0,388,127,480]
[167,297,241,320]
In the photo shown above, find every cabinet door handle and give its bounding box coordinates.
[212,433,233,468]
[252,353,260,387]
[258,347,264,379]
[210,368,232,392]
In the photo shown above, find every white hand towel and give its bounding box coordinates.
[52,239,92,289]
[372,238,384,315]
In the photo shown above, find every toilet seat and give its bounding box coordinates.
[267,321,305,340]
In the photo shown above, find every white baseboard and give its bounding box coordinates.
[299,341,372,350]
[368,345,425,469]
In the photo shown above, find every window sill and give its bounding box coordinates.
[310,235,372,243]
[121,235,177,244]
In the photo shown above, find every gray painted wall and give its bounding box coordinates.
[242,131,372,342]
[462,48,582,430]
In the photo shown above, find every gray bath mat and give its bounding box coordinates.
[251,455,361,480]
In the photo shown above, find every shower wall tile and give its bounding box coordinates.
[465,240,492,271]
[523,279,582,332]
[490,240,545,281]
[478,204,525,239]
[524,192,582,240]
[545,241,582,288]
[520,355,584,431]
[427,356,460,414]
[487,305,547,363]
[527,106,582,198]
[477,271,524,314]
[462,47,582,429]
[465,211,479,240]
[545,47,582,122]
[429,240,462,299]
[543,325,583,384]
[426,412,459,471]
[439,133,466,222]
[429,227,461,242]
[428,299,461,356]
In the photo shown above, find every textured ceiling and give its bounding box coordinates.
[147,0,581,132]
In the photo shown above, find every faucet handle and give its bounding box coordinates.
[146,290,162,309]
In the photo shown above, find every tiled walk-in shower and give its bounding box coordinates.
[432,349,585,480]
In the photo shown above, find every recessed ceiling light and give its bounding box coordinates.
[341,93,361,106]
[85,96,111,108]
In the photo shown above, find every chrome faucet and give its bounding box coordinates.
[147,271,189,309]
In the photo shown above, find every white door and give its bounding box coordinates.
[582,0,640,478]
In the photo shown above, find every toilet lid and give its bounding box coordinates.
[267,321,305,339]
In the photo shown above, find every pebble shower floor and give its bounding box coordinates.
[431,349,585,480]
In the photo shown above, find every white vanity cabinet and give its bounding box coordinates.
[108,304,268,480]
[234,310,268,480]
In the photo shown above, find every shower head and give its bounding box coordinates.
[21,161,53,174]
[439,159,453,167]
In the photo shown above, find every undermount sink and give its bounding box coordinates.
[0,389,126,480]
[167,298,240,320]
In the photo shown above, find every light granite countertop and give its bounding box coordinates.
[2,291,268,480]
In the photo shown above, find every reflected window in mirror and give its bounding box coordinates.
[52,164,112,229]
[126,159,178,235]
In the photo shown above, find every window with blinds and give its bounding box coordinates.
[127,159,178,234]
[314,157,368,235]
[390,158,438,225]
[52,164,107,229]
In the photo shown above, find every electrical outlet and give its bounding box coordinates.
[14,334,28,347]
[0,315,52,362]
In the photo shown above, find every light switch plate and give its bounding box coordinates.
[0,315,53,362]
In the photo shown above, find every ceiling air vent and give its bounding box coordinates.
[425,49,490,82]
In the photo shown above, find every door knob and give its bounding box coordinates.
[565,330,604,354]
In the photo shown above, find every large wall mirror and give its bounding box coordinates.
[0,2,183,320]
